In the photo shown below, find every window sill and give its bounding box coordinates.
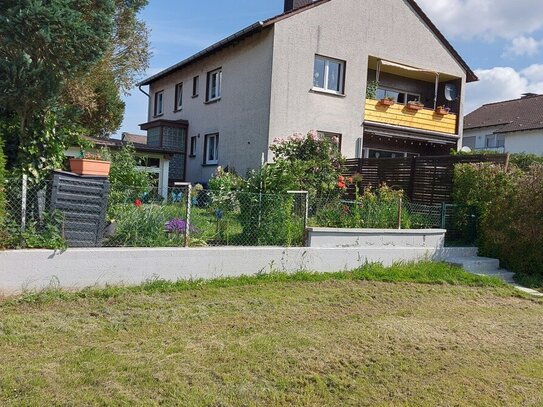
[192,94,199,99]
[202,163,218,167]
[173,108,182,113]
[204,98,221,105]
[189,155,196,158]
[152,113,164,118]
[310,88,346,98]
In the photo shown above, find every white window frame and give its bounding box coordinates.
[204,133,219,165]
[206,68,222,102]
[313,55,345,95]
[376,86,421,105]
[154,90,164,116]
[174,82,183,111]
[192,75,199,97]
[189,136,197,157]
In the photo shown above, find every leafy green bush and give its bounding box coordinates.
[0,136,6,221]
[310,184,431,229]
[106,143,152,209]
[509,153,543,171]
[453,162,543,278]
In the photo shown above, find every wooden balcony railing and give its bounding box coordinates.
[364,99,458,135]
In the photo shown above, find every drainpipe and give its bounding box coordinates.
[138,84,150,98]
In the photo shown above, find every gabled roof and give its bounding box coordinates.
[138,0,477,86]
[464,94,543,134]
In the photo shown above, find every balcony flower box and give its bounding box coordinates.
[69,158,111,176]
[406,101,424,111]
[379,98,395,107]
[435,106,450,116]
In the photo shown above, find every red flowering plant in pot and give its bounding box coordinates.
[69,151,111,176]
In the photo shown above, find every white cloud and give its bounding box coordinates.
[465,65,543,112]
[502,36,543,57]
[416,0,543,40]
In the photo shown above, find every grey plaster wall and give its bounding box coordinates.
[268,0,468,157]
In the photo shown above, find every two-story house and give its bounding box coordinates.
[138,0,477,184]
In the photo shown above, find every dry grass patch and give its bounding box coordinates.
[0,264,542,406]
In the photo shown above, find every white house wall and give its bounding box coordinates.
[148,30,275,183]
[504,130,543,155]
[462,126,502,150]
[268,0,468,157]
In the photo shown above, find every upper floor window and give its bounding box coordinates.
[376,87,420,104]
[192,76,199,97]
[206,68,222,102]
[313,55,345,94]
[174,83,183,111]
[154,90,164,116]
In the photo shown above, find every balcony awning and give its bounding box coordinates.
[377,59,440,109]
[379,59,438,75]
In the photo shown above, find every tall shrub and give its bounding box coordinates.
[453,162,543,278]
[107,143,152,210]
[0,136,6,220]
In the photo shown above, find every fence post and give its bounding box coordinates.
[397,196,402,230]
[441,202,447,229]
[20,174,28,232]
[174,182,192,247]
[287,190,309,245]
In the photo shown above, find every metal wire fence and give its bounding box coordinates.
[1,175,475,249]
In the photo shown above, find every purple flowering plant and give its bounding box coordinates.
[165,218,198,234]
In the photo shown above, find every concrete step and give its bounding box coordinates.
[474,269,516,283]
[447,256,501,273]
[439,247,479,259]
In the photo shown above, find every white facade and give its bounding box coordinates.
[463,128,543,155]
[142,0,472,183]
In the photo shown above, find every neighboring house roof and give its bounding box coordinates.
[464,94,543,134]
[122,132,147,145]
[138,0,477,86]
[81,136,182,155]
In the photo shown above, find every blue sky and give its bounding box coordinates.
[118,0,543,136]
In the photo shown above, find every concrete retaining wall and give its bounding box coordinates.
[0,244,474,295]
[306,228,446,249]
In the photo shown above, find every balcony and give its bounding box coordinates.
[364,99,458,135]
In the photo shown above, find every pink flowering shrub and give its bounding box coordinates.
[246,130,344,196]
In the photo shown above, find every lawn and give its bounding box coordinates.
[1,263,542,406]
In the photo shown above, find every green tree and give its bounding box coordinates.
[0,0,115,176]
[62,0,150,137]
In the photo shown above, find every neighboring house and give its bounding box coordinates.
[65,134,178,198]
[463,94,543,155]
[138,0,477,184]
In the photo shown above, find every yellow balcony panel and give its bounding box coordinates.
[364,99,457,135]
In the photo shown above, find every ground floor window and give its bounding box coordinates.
[317,131,342,150]
[204,133,219,165]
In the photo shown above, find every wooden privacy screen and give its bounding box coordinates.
[343,154,509,205]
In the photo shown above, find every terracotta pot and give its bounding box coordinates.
[435,107,450,115]
[379,98,395,106]
[69,158,111,176]
[406,102,424,111]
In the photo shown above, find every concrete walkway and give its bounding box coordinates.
[446,255,543,297]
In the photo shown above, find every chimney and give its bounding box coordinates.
[521,93,539,99]
[284,0,315,12]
